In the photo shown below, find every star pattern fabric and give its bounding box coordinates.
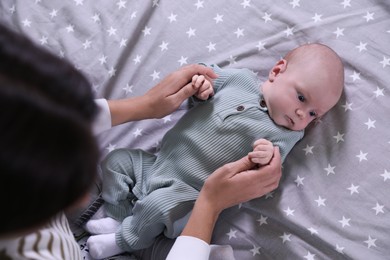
[0,0,389,259]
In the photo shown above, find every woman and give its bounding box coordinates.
[0,24,281,259]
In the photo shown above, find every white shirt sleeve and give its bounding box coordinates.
[166,236,210,260]
[93,99,112,135]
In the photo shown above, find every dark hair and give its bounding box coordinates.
[0,24,99,234]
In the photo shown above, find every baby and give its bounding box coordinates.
[86,43,344,259]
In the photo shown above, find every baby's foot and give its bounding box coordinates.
[87,233,124,259]
[84,217,120,234]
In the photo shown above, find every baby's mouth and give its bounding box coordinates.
[286,115,294,126]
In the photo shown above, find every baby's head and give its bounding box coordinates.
[261,43,344,131]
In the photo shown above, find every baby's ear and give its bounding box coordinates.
[269,59,287,82]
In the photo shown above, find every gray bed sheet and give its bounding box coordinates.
[1,0,389,259]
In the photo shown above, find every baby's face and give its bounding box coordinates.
[262,61,341,131]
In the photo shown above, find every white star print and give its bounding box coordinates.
[106,143,116,153]
[150,70,160,80]
[92,13,101,23]
[116,0,126,9]
[241,0,251,8]
[373,87,384,97]
[257,215,268,226]
[284,27,294,37]
[379,56,390,68]
[178,56,188,66]
[380,169,390,181]
[74,0,84,6]
[226,229,237,240]
[159,41,169,51]
[349,71,361,81]
[186,28,196,38]
[152,0,159,7]
[39,36,48,45]
[22,19,32,27]
[234,28,244,38]
[228,55,237,65]
[324,164,336,175]
[133,128,143,138]
[315,196,326,207]
[262,12,272,23]
[283,207,295,216]
[364,118,376,129]
[131,11,137,19]
[280,233,291,243]
[256,41,266,51]
[265,191,274,199]
[347,184,359,195]
[333,27,345,38]
[214,14,223,23]
[206,42,216,52]
[99,55,107,65]
[356,42,367,52]
[92,84,99,92]
[9,5,16,14]
[250,245,261,256]
[108,67,116,78]
[49,9,58,18]
[333,132,345,143]
[307,227,318,235]
[119,38,128,48]
[335,244,345,254]
[364,236,377,249]
[303,251,315,260]
[372,202,384,215]
[194,0,204,9]
[123,84,133,94]
[303,144,314,155]
[342,101,353,111]
[356,150,368,162]
[66,24,75,33]
[340,0,351,8]
[363,11,374,22]
[168,13,177,23]
[163,115,172,123]
[290,0,300,8]
[294,175,305,186]
[338,216,351,227]
[142,26,151,36]
[133,55,141,64]
[59,50,65,58]
[82,39,92,49]
[312,13,322,22]
[107,27,117,36]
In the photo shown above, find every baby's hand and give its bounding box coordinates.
[248,139,274,165]
[192,74,214,100]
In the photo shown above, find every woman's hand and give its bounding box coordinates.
[181,147,282,243]
[108,64,217,126]
[143,64,217,119]
[201,146,282,214]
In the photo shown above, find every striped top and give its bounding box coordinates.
[0,213,82,260]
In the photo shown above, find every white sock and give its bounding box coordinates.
[84,217,120,234]
[87,233,124,259]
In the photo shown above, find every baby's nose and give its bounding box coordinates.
[296,109,305,119]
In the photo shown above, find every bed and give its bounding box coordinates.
[1,0,389,259]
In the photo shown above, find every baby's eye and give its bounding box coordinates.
[309,111,317,117]
[298,94,305,102]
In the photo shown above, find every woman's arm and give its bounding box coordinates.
[107,64,217,126]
